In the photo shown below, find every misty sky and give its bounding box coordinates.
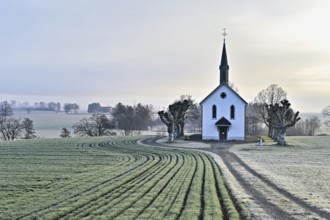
[1,1,330,112]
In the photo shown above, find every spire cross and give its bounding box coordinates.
[222,28,227,41]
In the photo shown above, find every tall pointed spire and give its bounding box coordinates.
[219,29,229,85]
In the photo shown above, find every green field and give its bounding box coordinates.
[0,136,242,219]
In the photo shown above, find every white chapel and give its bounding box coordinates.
[200,36,247,141]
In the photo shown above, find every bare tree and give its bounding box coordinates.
[228,81,239,93]
[111,103,152,136]
[0,101,13,119]
[158,111,175,142]
[174,95,200,134]
[64,103,72,114]
[0,117,22,141]
[246,103,265,135]
[111,103,135,136]
[60,128,71,138]
[322,106,330,127]
[253,84,287,139]
[21,101,31,114]
[72,103,79,114]
[48,102,57,111]
[287,120,306,136]
[158,100,190,142]
[0,102,17,141]
[21,118,37,139]
[73,114,114,137]
[92,114,114,136]
[305,116,321,136]
[185,103,201,133]
[134,103,152,131]
[266,99,300,145]
[73,118,95,136]
[56,102,61,113]
[64,103,80,114]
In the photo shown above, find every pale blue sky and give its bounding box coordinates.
[1,0,329,112]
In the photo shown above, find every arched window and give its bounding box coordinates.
[230,105,235,119]
[212,105,217,119]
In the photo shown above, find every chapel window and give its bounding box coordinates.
[212,105,217,119]
[230,105,235,119]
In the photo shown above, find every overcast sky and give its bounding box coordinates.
[1,0,329,112]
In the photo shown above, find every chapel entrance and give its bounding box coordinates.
[219,127,228,140]
[215,117,231,141]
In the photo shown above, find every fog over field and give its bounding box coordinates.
[14,110,90,138]
[1,1,330,112]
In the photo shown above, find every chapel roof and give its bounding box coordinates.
[215,117,231,127]
[199,83,247,105]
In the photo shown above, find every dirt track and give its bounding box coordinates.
[208,143,330,220]
[143,137,330,220]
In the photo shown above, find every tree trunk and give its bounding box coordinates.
[268,125,275,139]
[273,128,279,142]
[179,121,185,137]
[175,124,180,138]
[277,128,287,146]
[167,123,175,143]
[168,132,174,142]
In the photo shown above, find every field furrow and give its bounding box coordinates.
[67,153,168,219]
[137,152,191,219]
[0,136,242,220]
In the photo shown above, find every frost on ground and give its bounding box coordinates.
[156,137,211,149]
[230,136,330,213]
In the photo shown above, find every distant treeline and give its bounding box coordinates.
[8,100,80,114]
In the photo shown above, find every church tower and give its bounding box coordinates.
[200,30,247,141]
[219,40,229,85]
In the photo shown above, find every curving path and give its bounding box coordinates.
[145,137,330,220]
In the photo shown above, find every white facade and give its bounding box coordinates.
[200,84,246,140]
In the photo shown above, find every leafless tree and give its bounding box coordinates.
[21,101,31,113]
[228,81,239,93]
[287,120,306,136]
[73,114,114,137]
[0,102,17,140]
[253,84,287,138]
[73,118,95,136]
[56,102,61,113]
[72,103,79,114]
[158,100,190,142]
[0,101,13,119]
[185,103,201,133]
[305,116,321,136]
[48,102,57,111]
[111,103,152,136]
[64,103,80,114]
[60,128,71,138]
[266,99,300,145]
[246,103,265,135]
[322,106,330,127]
[287,116,321,136]
[111,103,135,136]
[0,117,22,141]
[21,118,37,139]
[173,95,199,136]
[158,111,175,142]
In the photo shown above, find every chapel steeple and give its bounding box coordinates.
[219,29,229,85]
